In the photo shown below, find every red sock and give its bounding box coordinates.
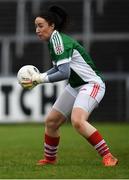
[44,134,60,161]
[87,131,110,157]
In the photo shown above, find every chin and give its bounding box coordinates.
[41,36,48,41]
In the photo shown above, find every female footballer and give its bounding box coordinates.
[21,5,118,166]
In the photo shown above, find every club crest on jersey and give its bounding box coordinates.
[52,31,64,55]
[55,45,64,55]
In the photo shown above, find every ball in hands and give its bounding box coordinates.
[17,65,40,89]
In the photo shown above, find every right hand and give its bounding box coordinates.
[31,72,48,84]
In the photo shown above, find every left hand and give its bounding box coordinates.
[20,70,48,90]
[20,79,37,90]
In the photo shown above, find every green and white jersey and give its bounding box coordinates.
[48,30,103,88]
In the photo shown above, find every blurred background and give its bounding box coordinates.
[0,0,129,123]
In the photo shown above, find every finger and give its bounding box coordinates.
[21,84,32,89]
[21,80,32,84]
[21,82,33,89]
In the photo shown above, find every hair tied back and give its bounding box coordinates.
[49,5,68,31]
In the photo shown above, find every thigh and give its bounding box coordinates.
[73,83,105,113]
[73,93,98,113]
[52,85,77,118]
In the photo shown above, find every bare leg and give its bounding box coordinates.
[71,107,118,166]
[45,109,66,137]
[71,107,96,138]
[37,109,66,165]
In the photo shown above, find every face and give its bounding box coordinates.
[35,17,54,41]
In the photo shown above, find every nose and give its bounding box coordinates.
[36,27,40,33]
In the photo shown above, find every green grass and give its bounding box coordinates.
[0,122,129,179]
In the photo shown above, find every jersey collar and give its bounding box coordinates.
[50,30,58,42]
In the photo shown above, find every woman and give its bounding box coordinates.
[22,5,118,166]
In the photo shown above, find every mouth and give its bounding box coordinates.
[36,33,48,41]
[37,34,41,37]
[37,34,43,39]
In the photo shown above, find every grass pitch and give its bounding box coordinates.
[0,122,129,179]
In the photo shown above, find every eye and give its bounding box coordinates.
[39,25,44,28]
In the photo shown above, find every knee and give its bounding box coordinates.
[45,113,65,130]
[45,117,58,130]
[71,108,89,131]
[71,114,82,131]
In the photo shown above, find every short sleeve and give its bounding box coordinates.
[50,31,73,66]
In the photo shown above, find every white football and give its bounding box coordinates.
[17,65,39,84]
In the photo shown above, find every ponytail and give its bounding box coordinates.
[49,5,68,31]
[38,5,68,32]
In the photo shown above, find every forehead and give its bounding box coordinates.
[35,17,47,24]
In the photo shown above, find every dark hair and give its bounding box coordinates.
[38,5,68,32]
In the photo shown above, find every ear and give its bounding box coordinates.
[51,23,55,29]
